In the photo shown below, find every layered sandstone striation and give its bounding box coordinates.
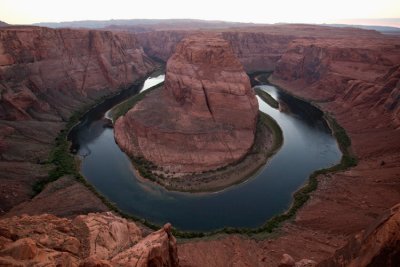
[134,25,382,72]
[0,212,178,266]
[0,26,156,214]
[115,34,258,176]
[0,26,154,121]
[135,30,293,72]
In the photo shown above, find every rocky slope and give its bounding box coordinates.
[115,34,258,176]
[0,212,178,266]
[0,26,156,214]
[318,203,400,267]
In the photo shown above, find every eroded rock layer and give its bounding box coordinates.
[115,34,258,173]
[0,212,178,266]
[134,25,382,72]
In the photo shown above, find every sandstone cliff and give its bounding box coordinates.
[0,212,178,266]
[115,34,258,175]
[0,26,156,214]
[135,30,191,61]
[0,26,154,121]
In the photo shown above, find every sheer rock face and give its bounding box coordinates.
[0,26,155,121]
[115,35,258,173]
[0,212,178,267]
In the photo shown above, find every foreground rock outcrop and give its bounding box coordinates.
[0,212,178,266]
[115,34,258,176]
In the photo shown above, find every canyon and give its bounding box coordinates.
[0,22,399,266]
[0,26,156,214]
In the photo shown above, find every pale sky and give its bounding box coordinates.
[1,0,399,27]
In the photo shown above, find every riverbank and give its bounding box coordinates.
[27,71,165,231]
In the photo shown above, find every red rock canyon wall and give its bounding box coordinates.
[0,26,156,214]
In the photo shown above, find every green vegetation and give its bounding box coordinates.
[324,115,358,168]
[259,111,283,155]
[33,110,86,194]
[110,82,164,121]
[255,88,279,109]
[131,155,166,183]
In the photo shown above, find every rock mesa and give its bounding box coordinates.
[115,34,258,174]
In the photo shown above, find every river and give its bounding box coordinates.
[68,72,341,231]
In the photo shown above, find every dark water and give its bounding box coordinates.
[69,73,341,231]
